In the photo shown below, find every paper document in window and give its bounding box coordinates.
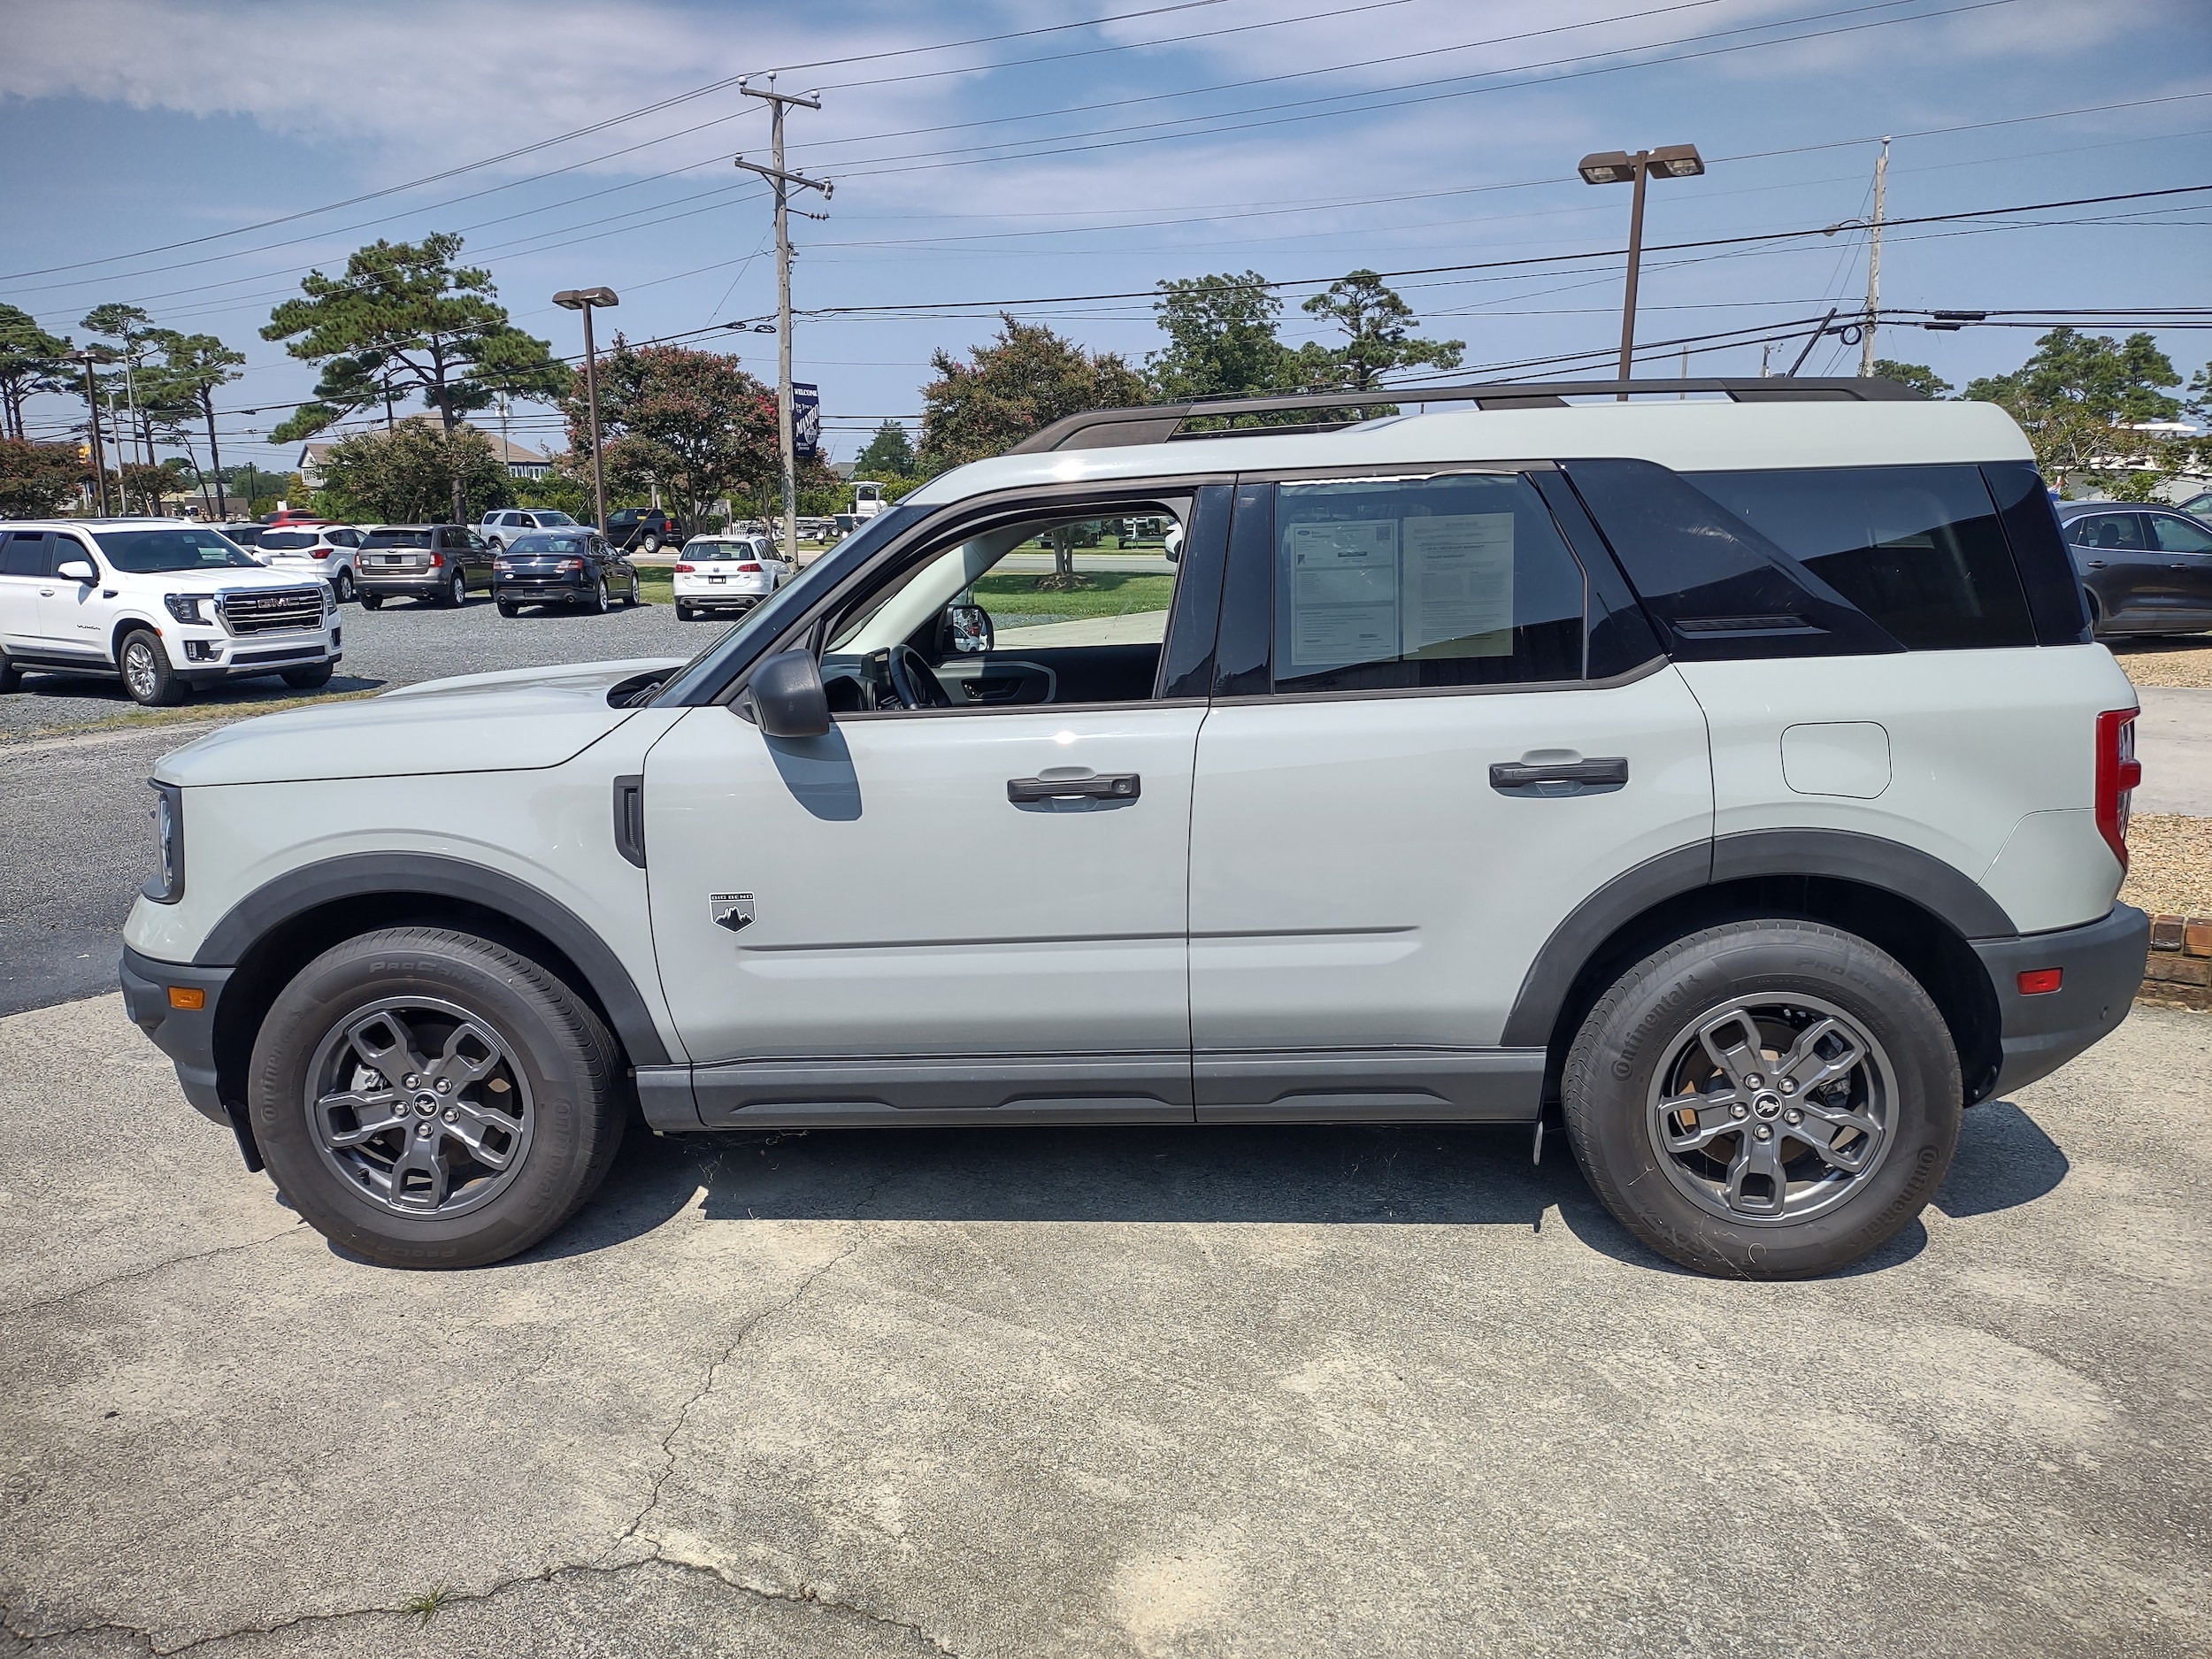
[1403,513,1514,658]
[1286,518,1398,667]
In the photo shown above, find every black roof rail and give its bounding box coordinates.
[1006,376,1924,454]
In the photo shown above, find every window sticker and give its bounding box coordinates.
[1402,512,1514,658]
[1287,518,1398,666]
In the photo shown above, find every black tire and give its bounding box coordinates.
[2082,588,2104,636]
[0,649,19,693]
[443,569,467,609]
[249,928,627,1269]
[675,600,694,621]
[641,533,661,555]
[333,567,356,603]
[361,594,384,611]
[281,661,334,690]
[588,575,610,614]
[624,572,641,607]
[1562,919,1961,1279]
[118,626,187,707]
[496,600,518,618]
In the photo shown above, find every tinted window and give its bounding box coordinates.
[2,532,53,578]
[686,541,746,560]
[2068,513,2144,550]
[1269,473,1585,693]
[511,534,591,555]
[1689,465,2035,650]
[365,528,434,549]
[94,528,260,572]
[2149,515,2212,555]
[258,531,320,550]
[533,511,577,527]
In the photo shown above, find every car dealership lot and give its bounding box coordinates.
[0,989,2206,1658]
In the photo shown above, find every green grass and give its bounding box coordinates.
[971,571,1174,622]
[403,1585,457,1627]
[0,687,380,745]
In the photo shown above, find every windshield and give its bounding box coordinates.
[531,511,578,526]
[258,531,322,550]
[94,527,261,572]
[683,541,753,561]
[365,528,435,549]
[511,534,591,555]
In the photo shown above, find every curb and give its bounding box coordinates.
[2140,913,2212,1012]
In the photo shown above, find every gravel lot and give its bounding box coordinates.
[0,590,708,740]
[0,991,2205,1657]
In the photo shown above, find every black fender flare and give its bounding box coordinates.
[195,851,672,1066]
[1499,828,2018,1048]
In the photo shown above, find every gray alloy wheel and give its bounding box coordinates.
[333,566,355,603]
[119,627,184,706]
[626,572,641,606]
[590,575,610,613]
[1645,994,1897,1225]
[447,569,467,608]
[306,996,536,1218]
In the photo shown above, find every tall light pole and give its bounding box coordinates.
[66,349,110,516]
[1577,144,1705,390]
[736,77,831,565]
[552,287,619,535]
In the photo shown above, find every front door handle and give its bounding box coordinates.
[1008,772,1141,803]
[1489,757,1628,795]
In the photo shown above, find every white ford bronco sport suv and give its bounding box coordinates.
[1,518,341,704]
[118,380,2149,1277]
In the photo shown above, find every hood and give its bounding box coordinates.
[156,657,686,787]
[149,565,326,592]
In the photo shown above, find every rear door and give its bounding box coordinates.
[1184,469,1709,1122]
[0,531,53,653]
[2068,511,2160,626]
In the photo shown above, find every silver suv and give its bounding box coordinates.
[117,380,2149,1277]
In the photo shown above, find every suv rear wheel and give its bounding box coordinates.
[248,928,626,1268]
[1563,919,1960,1279]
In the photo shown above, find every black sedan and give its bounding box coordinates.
[2057,502,2212,638]
[492,531,641,616]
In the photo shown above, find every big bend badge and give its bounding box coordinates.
[710,893,756,933]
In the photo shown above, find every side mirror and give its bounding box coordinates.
[946,603,994,655]
[57,559,96,583]
[1163,526,1183,565]
[747,649,832,739]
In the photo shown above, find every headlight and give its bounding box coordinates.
[163,594,209,625]
[494,558,512,572]
[143,780,184,903]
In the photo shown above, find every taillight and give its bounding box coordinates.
[2094,707,2141,869]
[559,558,584,572]
[673,563,695,573]
[426,552,444,567]
[735,562,763,572]
[313,547,332,558]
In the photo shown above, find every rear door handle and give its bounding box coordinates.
[1008,772,1141,803]
[1489,757,1628,795]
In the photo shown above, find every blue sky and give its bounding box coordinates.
[2,0,2207,470]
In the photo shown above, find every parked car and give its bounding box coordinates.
[480,509,582,551]
[2057,502,2212,636]
[672,534,793,619]
[354,524,489,610]
[1,518,339,705]
[257,524,367,603]
[118,381,2147,1279]
[603,508,680,554]
[214,522,269,550]
[492,530,639,615]
[2174,489,2212,519]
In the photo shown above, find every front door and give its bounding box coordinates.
[1186,471,1713,1122]
[2147,511,2212,625]
[642,488,1223,1126]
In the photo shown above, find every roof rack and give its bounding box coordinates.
[1007,376,1922,454]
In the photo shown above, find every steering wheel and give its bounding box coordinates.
[886,643,951,710]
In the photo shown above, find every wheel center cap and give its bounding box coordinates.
[413,1094,440,1116]
[1752,1091,1784,1120]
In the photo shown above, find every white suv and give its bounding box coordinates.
[481,509,583,551]
[117,380,2149,1277]
[1,518,342,705]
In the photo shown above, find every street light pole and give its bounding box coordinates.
[736,78,831,565]
[1859,136,1891,378]
[1577,144,1706,392]
[552,287,620,535]
[67,350,109,515]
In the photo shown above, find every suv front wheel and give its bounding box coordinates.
[119,626,187,707]
[1563,920,1961,1279]
[248,928,627,1268]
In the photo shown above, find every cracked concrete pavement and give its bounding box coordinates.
[2,992,2208,1657]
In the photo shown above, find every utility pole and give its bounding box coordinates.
[736,78,832,564]
[1859,136,1891,377]
[1577,144,1705,396]
[67,350,109,516]
[552,288,619,534]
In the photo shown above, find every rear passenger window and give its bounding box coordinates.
[2070,514,2143,550]
[2,532,53,578]
[1270,473,1586,692]
[1687,465,2035,650]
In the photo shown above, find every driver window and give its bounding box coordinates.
[822,502,1190,713]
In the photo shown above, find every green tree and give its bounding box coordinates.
[1870,358,1953,400]
[317,422,511,523]
[1965,327,2182,494]
[853,419,917,478]
[568,340,779,534]
[262,234,569,519]
[0,305,72,442]
[1297,270,1463,399]
[0,437,86,515]
[80,303,164,466]
[920,315,1148,587]
[143,331,247,518]
[118,457,192,515]
[1147,271,1295,403]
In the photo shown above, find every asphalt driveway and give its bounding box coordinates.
[1,993,2205,1657]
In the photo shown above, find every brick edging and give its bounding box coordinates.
[2141,913,2212,1011]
